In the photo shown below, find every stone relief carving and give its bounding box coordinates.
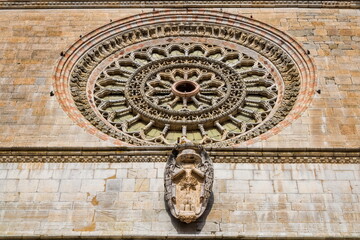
[164,140,214,223]
[68,22,301,146]
[1,151,359,164]
[51,10,317,223]
[55,11,315,147]
[92,45,278,145]
[1,0,357,9]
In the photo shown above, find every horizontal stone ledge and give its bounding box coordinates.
[0,236,358,240]
[0,147,359,163]
[0,146,360,154]
[0,0,359,9]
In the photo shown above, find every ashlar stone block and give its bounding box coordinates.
[105,179,121,192]
[226,180,249,193]
[37,180,59,193]
[0,180,18,192]
[80,179,105,193]
[323,181,352,193]
[233,170,253,180]
[274,180,298,193]
[18,179,38,192]
[134,179,150,192]
[121,179,135,192]
[298,181,323,193]
[250,181,274,193]
[94,169,116,179]
[59,179,81,193]
[7,170,28,179]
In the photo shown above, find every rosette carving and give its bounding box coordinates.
[55,11,315,146]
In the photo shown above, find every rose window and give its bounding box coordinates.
[55,11,315,147]
[92,43,278,145]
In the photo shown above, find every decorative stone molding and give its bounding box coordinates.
[0,0,358,9]
[54,10,316,147]
[164,143,213,223]
[1,236,356,240]
[0,148,359,163]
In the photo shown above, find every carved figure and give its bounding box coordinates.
[164,141,214,223]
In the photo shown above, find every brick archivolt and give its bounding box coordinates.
[54,10,316,147]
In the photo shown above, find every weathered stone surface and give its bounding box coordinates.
[0,6,359,239]
[164,144,214,223]
[0,8,358,148]
[0,162,357,237]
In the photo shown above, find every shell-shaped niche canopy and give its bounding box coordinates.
[54,10,316,147]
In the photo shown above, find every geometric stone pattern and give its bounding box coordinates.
[92,43,278,145]
[0,8,359,149]
[0,162,359,238]
[0,150,360,164]
[0,0,359,9]
[56,10,315,147]
[0,7,359,240]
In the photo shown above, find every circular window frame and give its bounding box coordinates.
[54,10,316,147]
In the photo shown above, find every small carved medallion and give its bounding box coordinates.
[164,141,214,223]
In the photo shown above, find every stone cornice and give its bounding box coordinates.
[0,0,359,9]
[0,147,359,163]
[0,237,358,240]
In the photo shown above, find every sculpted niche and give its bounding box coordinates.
[164,140,214,223]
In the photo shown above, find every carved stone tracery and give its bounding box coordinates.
[68,23,300,146]
[55,11,315,147]
[91,43,281,145]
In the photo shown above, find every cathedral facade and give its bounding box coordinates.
[0,1,359,238]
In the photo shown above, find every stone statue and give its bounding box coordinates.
[164,140,214,223]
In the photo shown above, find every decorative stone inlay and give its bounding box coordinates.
[54,10,316,147]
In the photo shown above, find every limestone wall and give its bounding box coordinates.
[0,7,360,239]
[0,8,359,148]
[0,162,359,237]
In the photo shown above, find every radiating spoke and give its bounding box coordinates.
[95,88,124,98]
[92,42,281,145]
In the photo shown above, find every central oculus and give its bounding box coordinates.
[171,80,200,98]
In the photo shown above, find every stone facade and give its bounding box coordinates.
[0,3,360,239]
[0,159,359,237]
[54,10,315,147]
[0,8,359,148]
